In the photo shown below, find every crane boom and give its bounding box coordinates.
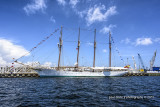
[138,53,145,71]
[150,50,157,70]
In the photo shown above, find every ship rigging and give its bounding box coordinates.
[14,26,128,77]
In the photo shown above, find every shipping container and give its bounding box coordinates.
[152,67,160,71]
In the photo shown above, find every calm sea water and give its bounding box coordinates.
[0,76,160,106]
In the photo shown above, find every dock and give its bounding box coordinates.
[124,72,160,76]
[0,67,39,78]
[1,67,160,77]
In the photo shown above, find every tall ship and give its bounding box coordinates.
[15,27,128,77]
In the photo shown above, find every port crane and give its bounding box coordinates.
[132,56,137,69]
[138,53,146,72]
[150,50,157,70]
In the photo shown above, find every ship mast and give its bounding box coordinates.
[93,29,96,68]
[76,27,80,68]
[58,26,63,70]
[109,31,111,67]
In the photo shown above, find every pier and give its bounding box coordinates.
[1,67,160,77]
[0,67,39,78]
[124,72,160,76]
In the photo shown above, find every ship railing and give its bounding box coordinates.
[0,67,36,73]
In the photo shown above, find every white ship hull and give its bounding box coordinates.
[35,69,128,77]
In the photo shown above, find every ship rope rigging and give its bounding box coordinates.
[110,36,126,66]
[14,28,60,66]
[62,28,126,67]
[60,27,95,67]
[14,26,127,69]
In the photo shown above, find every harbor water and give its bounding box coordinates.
[0,77,160,106]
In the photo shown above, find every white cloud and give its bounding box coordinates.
[100,24,116,34]
[121,38,131,44]
[23,0,47,15]
[86,42,93,46]
[69,0,86,18]
[135,38,152,46]
[56,1,117,26]
[41,62,52,67]
[57,0,66,6]
[50,16,56,23]
[25,61,40,67]
[76,10,87,18]
[69,0,79,8]
[102,49,107,53]
[86,5,117,25]
[0,38,29,66]
[0,57,7,66]
[121,37,154,46]
[56,0,86,18]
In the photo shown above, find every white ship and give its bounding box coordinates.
[15,27,129,77]
[34,67,128,77]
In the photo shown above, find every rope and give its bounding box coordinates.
[111,36,126,66]
[15,28,59,62]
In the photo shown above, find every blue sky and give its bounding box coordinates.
[0,0,160,68]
